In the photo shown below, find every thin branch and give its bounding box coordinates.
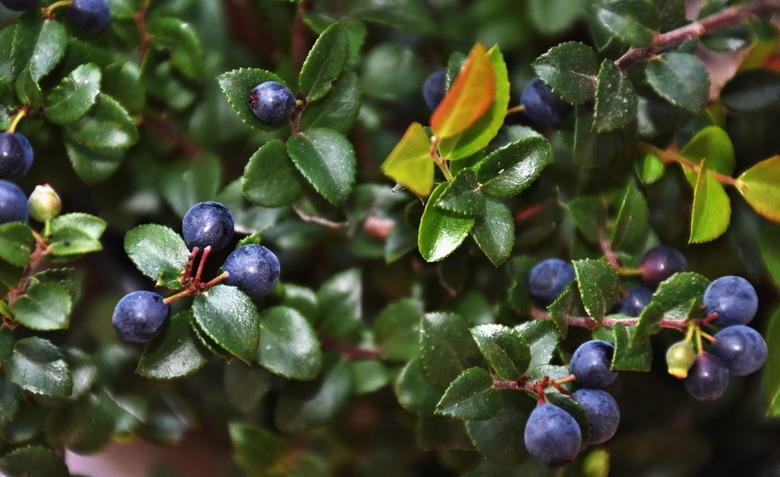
[533,310,690,332]
[318,335,382,360]
[643,143,747,190]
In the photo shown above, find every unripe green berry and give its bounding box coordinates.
[28,184,61,222]
[666,340,696,379]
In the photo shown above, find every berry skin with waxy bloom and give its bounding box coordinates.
[223,244,281,298]
[711,325,767,376]
[639,245,687,288]
[112,291,170,343]
[0,180,28,224]
[182,201,235,253]
[520,77,573,126]
[684,352,729,402]
[615,286,653,316]
[249,81,297,124]
[0,132,33,180]
[570,340,618,388]
[524,403,582,468]
[528,258,576,305]
[67,0,112,34]
[704,275,758,328]
[422,68,447,111]
[572,388,620,446]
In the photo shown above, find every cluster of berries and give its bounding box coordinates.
[112,201,281,343]
[1,0,111,34]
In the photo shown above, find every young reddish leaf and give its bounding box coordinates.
[381,122,434,197]
[738,155,780,221]
[430,43,495,140]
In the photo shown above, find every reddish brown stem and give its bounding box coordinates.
[598,228,621,271]
[194,246,211,285]
[532,309,690,332]
[318,335,382,360]
[7,231,49,308]
[645,144,747,189]
[144,116,204,159]
[135,0,151,63]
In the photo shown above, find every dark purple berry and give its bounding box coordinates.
[684,352,729,401]
[422,68,447,111]
[248,81,297,124]
[0,0,38,12]
[529,258,576,305]
[711,325,767,376]
[570,340,618,388]
[704,276,758,327]
[182,201,234,252]
[639,245,687,288]
[572,388,620,445]
[615,286,653,316]
[524,403,582,468]
[223,244,280,298]
[520,77,572,126]
[0,180,28,224]
[67,0,111,34]
[112,291,170,343]
[0,132,33,180]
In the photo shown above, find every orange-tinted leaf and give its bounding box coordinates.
[381,122,434,197]
[738,155,780,221]
[430,43,496,140]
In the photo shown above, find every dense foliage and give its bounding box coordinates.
[1,0,780,475]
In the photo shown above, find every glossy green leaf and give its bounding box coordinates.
[124,224,189,287]
[418,182,475,262]
[243,140,303,207]
[191,322,233,362]
[567,196,607,244]
[373,298,423,362]
[420,312,483,388]
[229,422,291,474]
[738,155,780,221]
[548,284,578,339]
[257,306,322,381]
[224,361,271,413]
[275,357,354,433]
[759,223,780,289]
[381,122,434,197]
[476,136,552,198]
[435,169,484,215]
[299,71,362,133]
[161,154,222,218]
[0,326,14,363]
[193,285,261,364]
[102,61,145,115]
[47,212,106,257]
[6,337,72,397]
[612,322,651,371]
[12,281,72,331]
[646,52,710,113]
[137,311,210,380]
[690,162,731,243]
[763,307,780,417]
[595,0,660,47]
[148,16,204,80]
[395,357,445,415]
[287,128,356,205]
[217,68,293,131]
[611,182,649,251]
[0,223,33,268]
[0,446,69,477]
[317,268,362,338]
[361,43,425,100]
[574,259,620,320]
[64,94,139,150]
[0,376,20,427]
[278,284,318,324]
[636,152,666,184]
[436,367,500,420]
[470,324,530,381]
[721,69,780,111]
[594,59,638,132]
[14,65,42,108]
[466,391,530,465]
[529,0,587,35]
[12,16,67,81]
[44,394,114,454]
[65,138,125,184]
[533,42,598,104]
[44,63,102,125]
[516,320,559,372]
[471,196,514,267]
[679,126,736,186]
[437,44,510,160]
[299,23,349,101]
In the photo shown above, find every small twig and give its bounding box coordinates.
[318,335,382,360]
[429,137,454,183]
[533,310,690,332]
[7,231,50,307]
[598,228,621,271]
[292,204,349,229]
[643,143,747,190]
[134,0,151,63]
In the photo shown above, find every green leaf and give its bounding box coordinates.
[257,307,322,381]
[567,196,607,244]
[64,93,139,150]
[345,0,433,30]
[287,128,356,205]
[721,69,780,111]
[299,23,349,102]
[636,152,666,184]
[533,42,598,105]
[646,52,710,113]
[274,356,354,433]
[299,71,362,134]
[12,281,72,331]
[690,162,731,243]
[0,326,14,363]
[351,360,391,395]
[0,376,20,427]
[48,212,107,257]
[0,223,33,268]
[435,169,484,215]
[574,259,620,320]
[470,324,530,380]
[124,224,189,287]
[373,298,423,362]
[529,0,587,35]
[137,311,210,380]
[44,394,114,454]
[6,337,72,397]
[759,223,780,289]
[475,136,553,198]
[471,197,514,267]
[317,268,362,338]
[738,155,780,221]
[436,367,501,420]
[0,446,69,477]
[594,59,638,132]
[65,138,125,184]
[193,285,261,364]
[14,64,42,108]
[381,122,434,197]
[44,63,102,125]
[420,312,483,388]
[418,182,475,262]
[217,68,293,131]
[243,140,303,207]
[466,391,530,465]
[12,16,67,82]
[224,361,271,413]
[229,422,291,475]
[679,126,736,186]
[611,182,650,251]
[595,0,660,47]
[395,357,446,415]
[161,154,222,218]
[361,42,426,100]
[763,307,780,417]
[516,320,559,372]
[103,61,145,115]
[612,322,651,371]
[148,16,204,80]
[548,284,579,339]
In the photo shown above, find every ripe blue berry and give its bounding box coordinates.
[422,68,447,111]
[704,276,758,327]
[0,0,38,12]
[615,286,653,316]
[112,291,170,343]
[520,77,572,126]
[639,245,687,288]
[248,81,297,124]
[711,325,767,376]
[67,0,111,34]
[684,352,729,401]
[0,180,28,224]
[528,258,576,305]
[524,403,582,468]
[223,244,280,298]
[570,340,618,388]
[182,201,234,252]
[0,132,33,180]
[572,388,620,445]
